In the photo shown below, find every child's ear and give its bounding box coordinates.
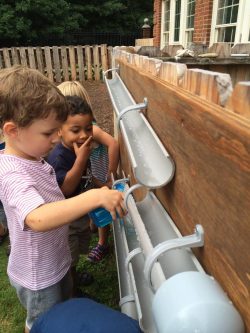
[58,129,62,137]
[3,122,18,138]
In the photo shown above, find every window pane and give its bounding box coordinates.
[187,0,195,29]
[231,5,238,22]
[218,0,226,8]
[174,0,181,41]
[186,30,194,46]
[190,2,195,15]
[217,8,224,24]
[190,16,194,28]
[217,26,236,43]
[216,0,238,46]
[163,32,169,46]
[225,6,232,23]
[164,0,170,32]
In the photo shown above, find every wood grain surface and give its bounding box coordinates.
[117,59,250,331]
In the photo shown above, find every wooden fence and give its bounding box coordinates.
[0,44,113,83]
[114,49,250,331]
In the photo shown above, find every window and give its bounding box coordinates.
[185,0,195,46]
[210,0,250,45]
[161,0,196,48]
[162,0,171,46]
[174,0,182,42]
[216,0,239,44]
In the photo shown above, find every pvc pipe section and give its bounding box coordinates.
[105,65,245,332]
[103,68,175,188]
[153,271,245,333]
[112,180,245,333]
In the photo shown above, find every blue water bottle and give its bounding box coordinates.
[89,182,125,227]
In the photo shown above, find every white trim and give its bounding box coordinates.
[183,0,195,47]
[160,1,166,49]
[169,0,176,44]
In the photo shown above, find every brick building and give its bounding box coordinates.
[153,0,250,49]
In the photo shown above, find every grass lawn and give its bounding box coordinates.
[0,232,119,333]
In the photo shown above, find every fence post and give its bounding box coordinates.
[142,18,151,39]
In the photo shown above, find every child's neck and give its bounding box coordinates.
[4,142,39,161]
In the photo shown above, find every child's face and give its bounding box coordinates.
[8,113,61,160]
[59,113,93,150]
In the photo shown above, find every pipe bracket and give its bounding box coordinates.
[124,183,144,210]
[117,98,148,128]
[119,295,135,307]
[125,247,143,275]
[103,67,119,79]
[144,224,204,292]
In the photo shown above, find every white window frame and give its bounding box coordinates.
[184,0,196,47]
[161,0,171,49]
[161,0,196,49]
[210,0,250,46]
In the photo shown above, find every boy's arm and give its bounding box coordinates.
[93,126,120,180]
[60,138,92,196]
[25,187,125,232]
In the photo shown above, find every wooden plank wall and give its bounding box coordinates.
[113,49,250,331]
[0,45,113,82]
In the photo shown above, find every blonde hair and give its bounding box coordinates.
[57,81,92,108]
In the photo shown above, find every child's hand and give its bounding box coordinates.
[73,136,93,165]
[99,186,126,220]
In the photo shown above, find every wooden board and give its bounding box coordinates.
[117,60,250,331]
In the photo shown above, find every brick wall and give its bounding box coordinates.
[153,0,214,48]
[193,0,213,45]
[153,0,162,47]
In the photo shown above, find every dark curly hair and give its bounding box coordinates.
[65,95,93,117]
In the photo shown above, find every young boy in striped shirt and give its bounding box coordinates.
[0,66,124,333]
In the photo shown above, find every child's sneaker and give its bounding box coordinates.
[87,243,109,263]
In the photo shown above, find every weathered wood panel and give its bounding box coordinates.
[61,46,69,81]
[85,46,92,80]
[3,48,11,67]
[28,47,36,69]
[69,46,77,81]
[0,45,111,82]
[117,59,250,331]
[19,47,28,66]
[76,46,85,83]
[35,47,44,75]
[44,46,53,82]
[11,47,20,65]
[52,46,61,83]
[93,45,100,80]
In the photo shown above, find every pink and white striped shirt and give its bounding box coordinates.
[0,152,71,291]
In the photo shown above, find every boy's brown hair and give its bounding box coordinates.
[0,65,68,128]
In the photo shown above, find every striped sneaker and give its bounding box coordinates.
[87,243,109,263]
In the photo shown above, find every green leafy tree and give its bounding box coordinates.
[0,0,79,44]
[0,0,153,45]
[69,0,153,33]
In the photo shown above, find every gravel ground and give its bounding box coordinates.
[82,80,114,136]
